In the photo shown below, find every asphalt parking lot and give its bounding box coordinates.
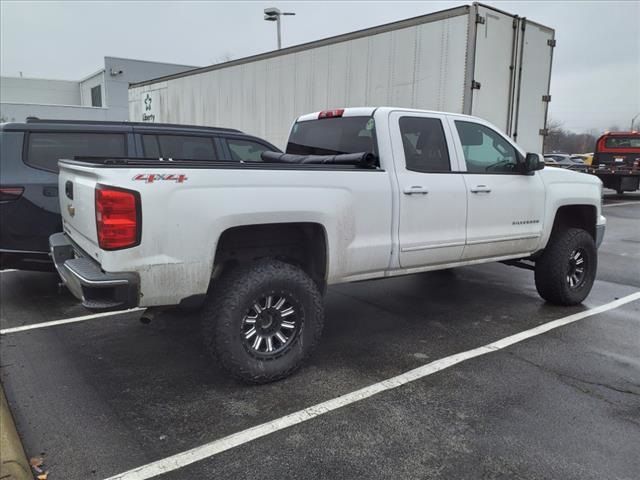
[1,192,639,480]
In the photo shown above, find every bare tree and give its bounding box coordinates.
[544,118,599,154]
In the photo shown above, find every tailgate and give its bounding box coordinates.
[593,152,640,171]
[58,161,102,259]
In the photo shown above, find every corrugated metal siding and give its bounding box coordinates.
[129,14,469,149]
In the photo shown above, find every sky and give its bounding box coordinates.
[1,1,639,132]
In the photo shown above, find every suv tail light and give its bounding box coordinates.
[0,186,24,203]
[95,184,141,250]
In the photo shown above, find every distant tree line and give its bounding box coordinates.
[544,119,623,154]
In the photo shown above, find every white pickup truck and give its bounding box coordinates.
[51,107,605,383]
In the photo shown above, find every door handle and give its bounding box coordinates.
[403,185,429,195]
[470,185,492,194]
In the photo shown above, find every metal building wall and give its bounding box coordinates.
[129,13,470,149]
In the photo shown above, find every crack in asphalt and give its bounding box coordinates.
[508,352,640,401]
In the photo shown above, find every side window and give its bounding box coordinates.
[399,117,451,172]
[226,138,271,162]
[142,135,160,157]
[156,135,216,160]
[26,132,126,173]
[455,121,519,173]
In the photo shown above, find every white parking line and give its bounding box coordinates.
[0,269,18,273]
[0,308,144,335]
[603,201,639,208]
[103,291,640,480]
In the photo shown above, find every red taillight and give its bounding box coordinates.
[95,185,140,250]
[318,109,344,119]
[0,186,24,203]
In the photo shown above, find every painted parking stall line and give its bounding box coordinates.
[0,308,145,335]
[103,291,640,480]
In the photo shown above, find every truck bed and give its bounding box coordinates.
[57,157,394,306]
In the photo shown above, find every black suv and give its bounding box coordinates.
[0,119,280,271]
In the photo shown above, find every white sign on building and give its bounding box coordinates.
[141,90,160,122]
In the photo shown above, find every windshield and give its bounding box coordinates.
[604,136,640,149]
[287,116,377,156]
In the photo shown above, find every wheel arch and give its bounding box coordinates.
[545,204,598,247]
[212,222,329,293]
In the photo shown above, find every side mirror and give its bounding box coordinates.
[524,153,545,173]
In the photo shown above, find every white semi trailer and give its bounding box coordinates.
[128,3,554,153]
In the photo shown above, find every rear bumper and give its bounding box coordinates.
[590,170,640,192]
[49,232,139,311]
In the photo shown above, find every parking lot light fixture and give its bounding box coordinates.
[264,7,296,50]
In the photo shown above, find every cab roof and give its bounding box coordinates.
[599,131,639,137]
[0,118,241,135]
[295,107,479,122]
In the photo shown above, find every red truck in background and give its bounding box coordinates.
[590,131,640,194]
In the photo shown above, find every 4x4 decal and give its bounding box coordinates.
[133,173,188,183]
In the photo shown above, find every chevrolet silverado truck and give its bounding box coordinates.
[51,107,606,383]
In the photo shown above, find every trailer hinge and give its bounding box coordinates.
[547,39,556,47]
[512,18,518,28]
[471,80,482,90]
[542,94,552,102]
[539,128,549,136]
[476,14,485,24]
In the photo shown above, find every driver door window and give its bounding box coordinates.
[455,121,519,173]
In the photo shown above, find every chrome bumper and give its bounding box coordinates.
[49,232,139,311]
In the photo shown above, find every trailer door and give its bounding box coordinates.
[511,21,554,154]
[470,5,517,134]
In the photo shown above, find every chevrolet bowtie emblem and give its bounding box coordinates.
[67,204,75,217]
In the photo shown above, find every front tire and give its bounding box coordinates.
[202,259,324,383]
[534,228,597,305]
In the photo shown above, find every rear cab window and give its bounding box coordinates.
[399,117,451,172]
[286,116,378,159]
[602,136,640,149]
[26,132,126,172]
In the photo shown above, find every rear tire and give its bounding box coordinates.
[202,259,324,383]
[534,228,597,305]
[616,188,624,195]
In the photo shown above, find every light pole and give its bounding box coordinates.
[264,7,295,50]
[631,112,640,131]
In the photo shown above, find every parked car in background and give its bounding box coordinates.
[52,107,605,383]
[544,153,571,166]
[589,131,640,194]
[0,118,280,271]
[572,153,593,166]
[543,155,559,167]
[544,153,587,172]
